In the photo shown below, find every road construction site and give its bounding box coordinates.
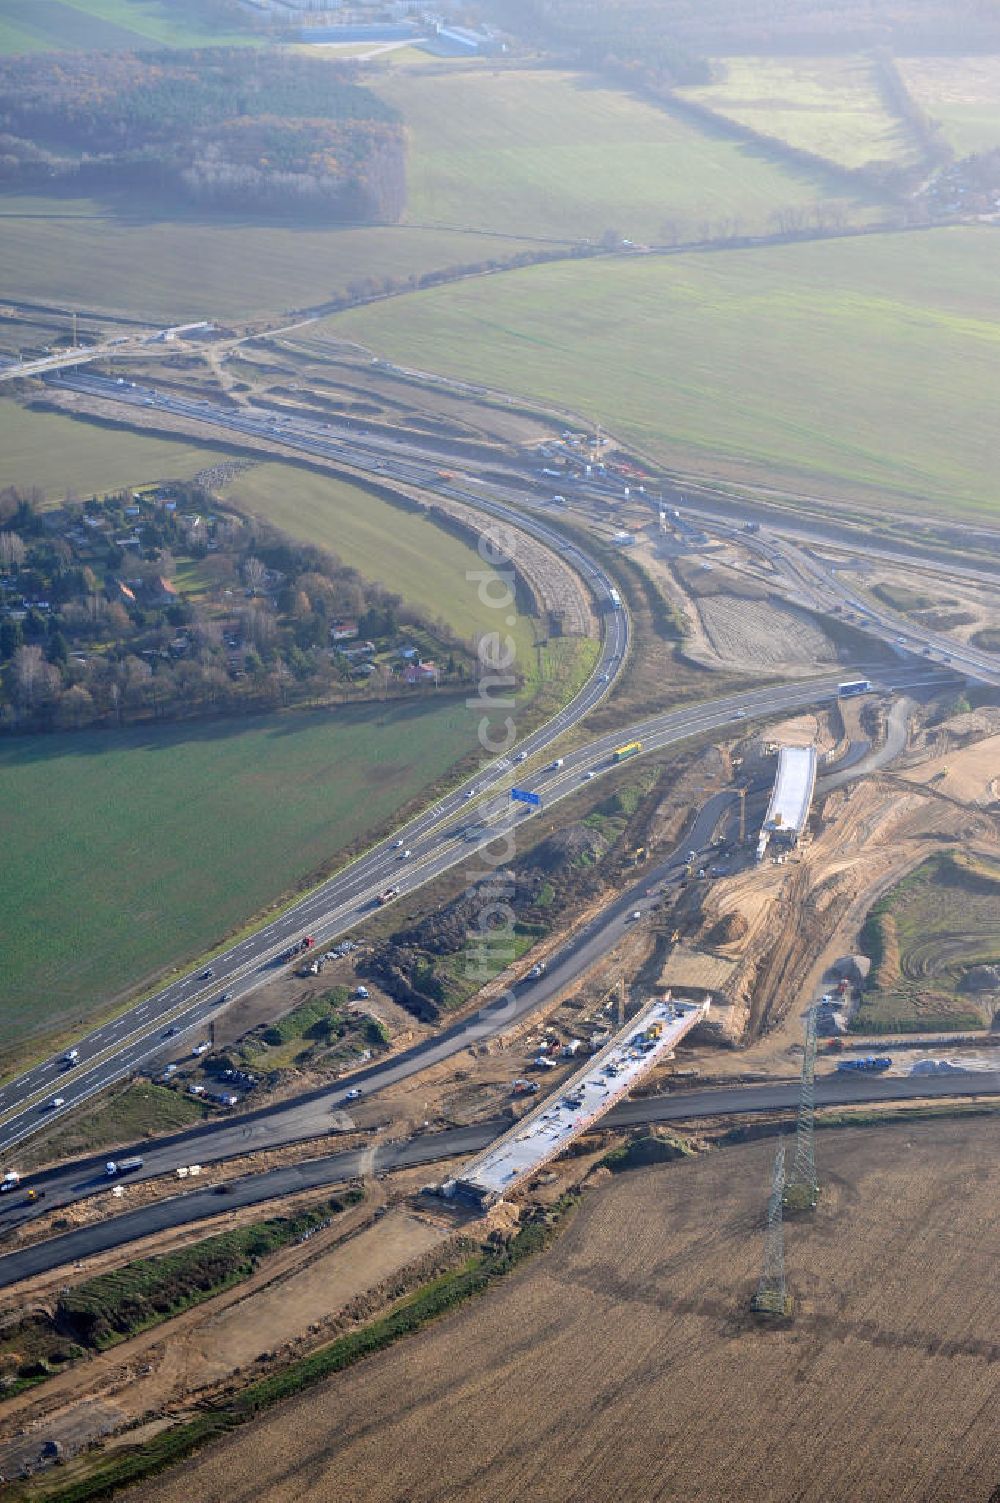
[2,326,1000,1494]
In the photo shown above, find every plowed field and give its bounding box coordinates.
[137,1117,1000,1503]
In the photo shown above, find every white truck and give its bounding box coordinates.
[0,1171,21,1193]
[106,1155,144,1178]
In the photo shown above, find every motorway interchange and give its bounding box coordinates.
[1,364,999,1265]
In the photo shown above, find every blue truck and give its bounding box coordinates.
[836,1056,892,1073]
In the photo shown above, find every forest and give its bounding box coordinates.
[0,48,405,221]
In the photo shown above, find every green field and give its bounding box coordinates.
[679,55,918,170]
[373,64,870,242]
[0,401,229,499]
[220,464,539,652]
[898,54,1000,156]
[0,699,482,1056]
[328,227,1000,520]
[0,200,539,321]
[0,0,250,53]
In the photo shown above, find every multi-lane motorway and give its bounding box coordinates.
[0,673,859,1157]
[6,367,992,1159]
[0,364,992,1279]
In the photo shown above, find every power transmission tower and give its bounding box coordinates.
[751,1140,788,1317]
[784,1005,818,1212]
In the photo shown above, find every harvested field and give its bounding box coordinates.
[136,1118,1000,1503]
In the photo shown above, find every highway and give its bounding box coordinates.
[0,465,628,1150]
[0,672,866,1163]
[0,708,933,1252]
[52,370,1000,688]
[2,366,975,1154]
[1,1068,998,1289]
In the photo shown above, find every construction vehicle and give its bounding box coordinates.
[836,1056,891,1074]
[106,1155,144,1177]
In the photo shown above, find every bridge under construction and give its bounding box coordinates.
[757,744,817,861]
[445,997,709,1208]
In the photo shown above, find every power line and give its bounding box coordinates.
[751,1139,788,1318]
[784,1003,818,1213]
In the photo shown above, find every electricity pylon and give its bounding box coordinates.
[783,1004,818,1213]
[752,1140,788,1317]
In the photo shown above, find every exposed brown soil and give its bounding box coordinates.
[133,1117,1000,1503]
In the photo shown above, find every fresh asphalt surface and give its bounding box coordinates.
[2,1069,998,1289]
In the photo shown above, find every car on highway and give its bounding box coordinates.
[393,839,404,848]
[515,750,528,763]
[398,849,411,860]
[63,1049,79,1067]
[735,708,748,719]
[200,967,214,979]
[550,758,565,769]
[164,1025,180,1037]
[219,992,232,1003]
[627,910,642,922]
[48,1097,65,1110]
[345,1087,363,1101]
[583,770,595,780]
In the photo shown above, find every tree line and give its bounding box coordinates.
[0,47,406,222]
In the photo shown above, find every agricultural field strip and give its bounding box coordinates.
[0,671,857,1155]
[326,232,1000,523]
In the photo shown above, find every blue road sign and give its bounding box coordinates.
[511,787,541,808]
